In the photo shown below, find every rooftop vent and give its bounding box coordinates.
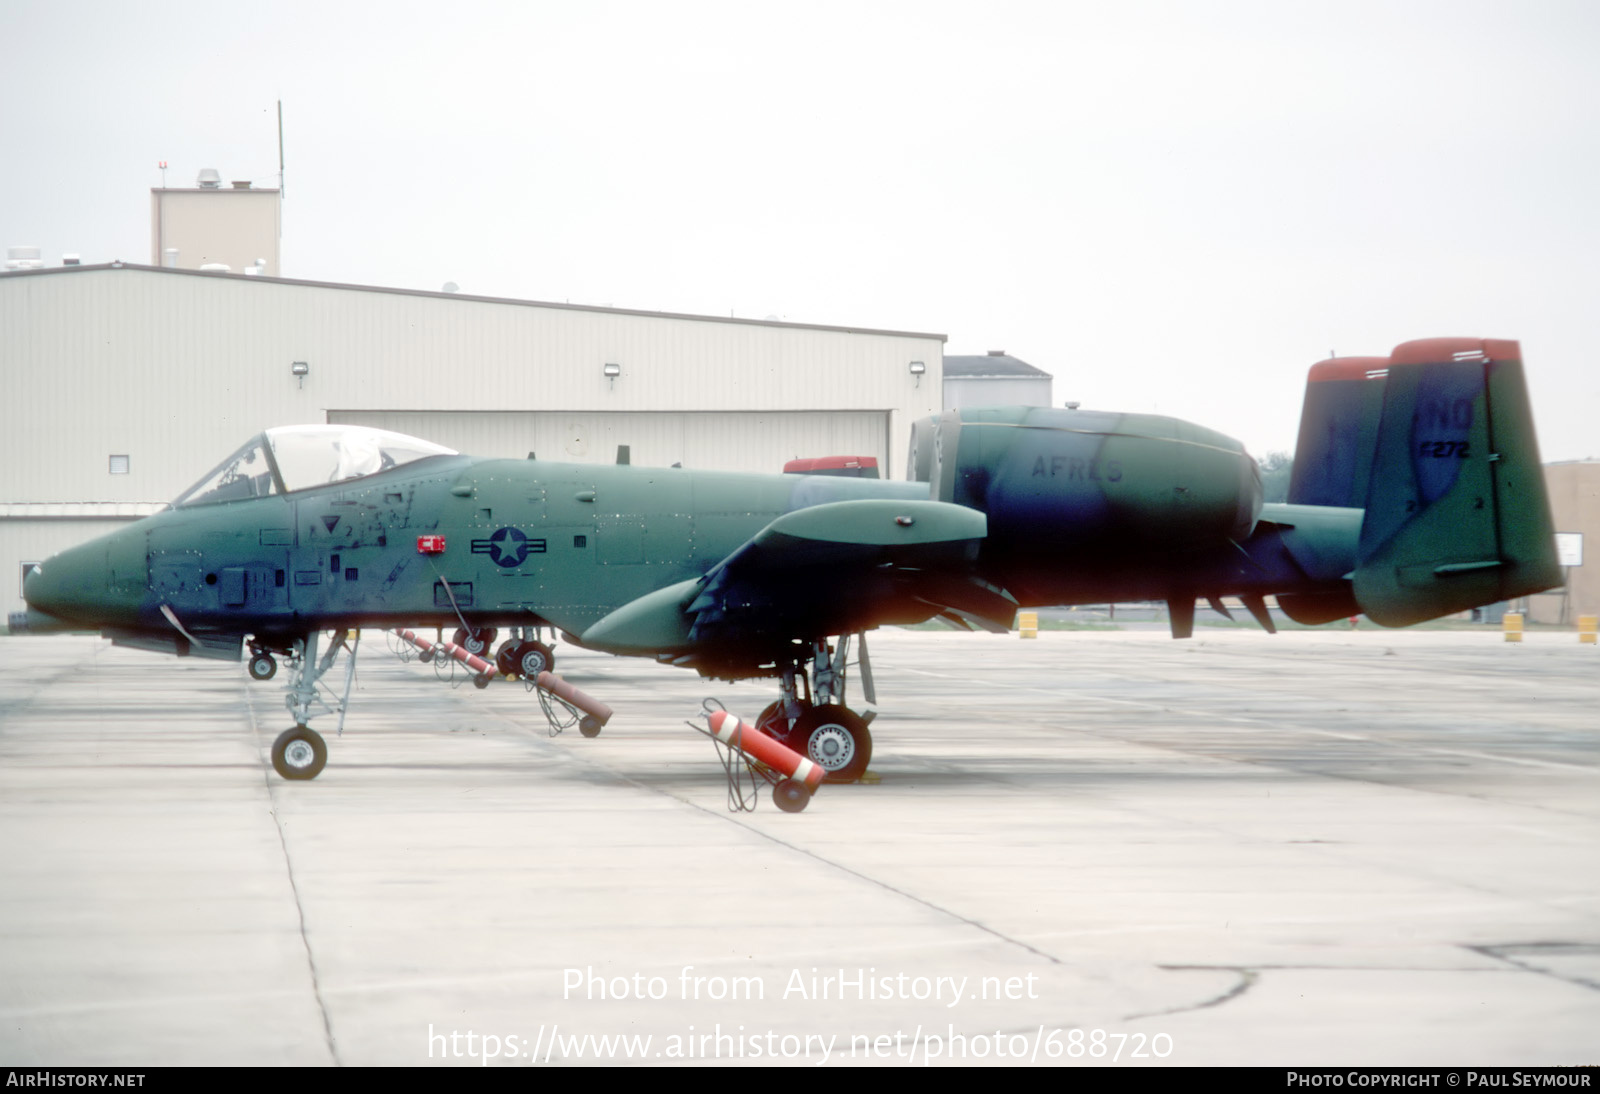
[197,168,222,188]
[987,349,1006,356]
[231,180,251,189]
[3,245,44,271]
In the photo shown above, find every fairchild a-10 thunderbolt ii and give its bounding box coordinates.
[13,336,1561,804]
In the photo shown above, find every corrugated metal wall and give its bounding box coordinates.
[330,410,890,475]
[2,521,136,604]
[0,266,941,502]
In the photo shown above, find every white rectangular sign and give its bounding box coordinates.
[1555,532,1583,567]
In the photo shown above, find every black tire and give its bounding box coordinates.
[247,653,277,681]
[792,704,871,783]
[454,627,496,656]
[515,640,554,679]
[579,715,603,738]
[495,640,521,678]
[756,698,810,747]
[271,725,327,780]
[773,779,811,813]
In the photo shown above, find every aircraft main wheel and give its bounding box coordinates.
[579,715,603,738]
[792,704,871,784]
[756,699,810,746]
[272,725,327,781]
[248,653,277,681]
[773,779,811,813]
[454,627,496,656]
[495,641,521,678]
[515,640,554,679]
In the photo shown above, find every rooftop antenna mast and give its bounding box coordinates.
[277,100,285,201]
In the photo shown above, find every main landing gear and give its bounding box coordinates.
[757,635,875,784]
[494,633,556,681]
[453,625,495,657]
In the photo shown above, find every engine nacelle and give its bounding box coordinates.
[909,406,1262,557]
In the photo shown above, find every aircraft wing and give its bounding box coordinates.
[582,499,1009,659]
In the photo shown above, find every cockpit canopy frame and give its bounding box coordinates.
[172,425,458,508]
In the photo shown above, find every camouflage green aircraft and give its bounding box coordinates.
[13,336,1560,798]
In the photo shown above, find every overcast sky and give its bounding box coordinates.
[4,0,1597,462]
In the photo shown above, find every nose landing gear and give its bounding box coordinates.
[266,629,359,781]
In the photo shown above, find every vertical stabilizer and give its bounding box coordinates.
[1288,356,1389,507]
[1352,338,1560,625]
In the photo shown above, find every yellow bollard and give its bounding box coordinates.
[1503,612,1523,643]
[1579,615,1597,645]
[1018,611,1038,639]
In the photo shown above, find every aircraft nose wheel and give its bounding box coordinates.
[247,652,278,681]
[792,704,871,783]
[271,725,327,780]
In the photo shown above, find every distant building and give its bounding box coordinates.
[150,168,280,276]
[1527,460,1599,624]
[943,351,1052,409]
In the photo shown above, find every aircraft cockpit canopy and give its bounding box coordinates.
[172,426,458,508]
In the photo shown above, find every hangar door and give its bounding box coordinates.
[329,411,891,477]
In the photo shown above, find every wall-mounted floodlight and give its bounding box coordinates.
[292,361,309,389]
[603,363,621,378]
[909,360,926,387]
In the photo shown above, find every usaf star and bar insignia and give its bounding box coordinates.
[471,527,546,568]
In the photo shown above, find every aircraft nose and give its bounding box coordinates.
[24,531,144,628]
[24,543,97,622]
